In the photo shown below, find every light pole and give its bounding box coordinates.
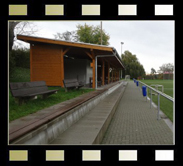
[121,42,124,79]
[121,42,124,56]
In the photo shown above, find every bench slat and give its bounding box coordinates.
[63,79,84,91]
[20,89,58,97]
[64,82,79,87]
[10,81,46,90]
[63,79,78,84]
[11,86,48,97]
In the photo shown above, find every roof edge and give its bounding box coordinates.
[17,34,114,52]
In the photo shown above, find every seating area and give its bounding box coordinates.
[63,79,84,92]
[9,81,58,105]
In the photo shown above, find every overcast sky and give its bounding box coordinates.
[18,21,174,74]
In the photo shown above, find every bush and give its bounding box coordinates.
[11,48,30,68]
[9,67,30,82]
[9,51,16,75]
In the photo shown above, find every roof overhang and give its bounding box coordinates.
[17,34,125,69]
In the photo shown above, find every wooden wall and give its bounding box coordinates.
[31,43,62,86]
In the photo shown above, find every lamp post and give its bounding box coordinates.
[121,42,124,56]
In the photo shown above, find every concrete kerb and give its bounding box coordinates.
[93,82,128,144]
[11,81,125,144]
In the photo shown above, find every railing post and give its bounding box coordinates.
[157,93,160,120]
[150,89,152,109]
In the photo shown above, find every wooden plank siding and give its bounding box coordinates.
[31,44,62,86]
[17,35,125,88]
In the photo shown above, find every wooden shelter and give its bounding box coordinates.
[17,34,125,89]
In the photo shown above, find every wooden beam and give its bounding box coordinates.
[63,47,70,55]
[85,51,93,59]
[61,48,64,87]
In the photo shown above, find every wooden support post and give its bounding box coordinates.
[91,51,95,89]
[92,58,95,89]
[102,60,105,85]
[30,46,32,81]
[61,48,64,87]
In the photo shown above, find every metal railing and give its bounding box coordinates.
[135,80,174,120]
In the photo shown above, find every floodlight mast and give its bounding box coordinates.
[121,42,124,56]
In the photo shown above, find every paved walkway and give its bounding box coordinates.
[101,81,173,145]
[50,82,126,144]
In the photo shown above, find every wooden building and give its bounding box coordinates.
[17,34,125,89]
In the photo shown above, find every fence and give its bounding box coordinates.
[134,79,174,120]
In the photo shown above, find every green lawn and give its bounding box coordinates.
[9,67,94,121]
[140,79,174,122]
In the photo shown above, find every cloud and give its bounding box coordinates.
[21,20,174,74]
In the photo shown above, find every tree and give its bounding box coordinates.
[9,21,38,78]
[9,21,38,51]
[54,23,110,45]
[151,68,156,74]
[9,21,20,51]
[53,31,78,42]
[159,63,174,73]
[76,23,110,45]
[151,68,156,79]
[121,51,145,78]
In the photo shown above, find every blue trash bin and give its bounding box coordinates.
[142,85,147,96]
[134,79,136,83]
[136,81,139,86]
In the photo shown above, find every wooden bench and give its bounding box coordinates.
[63,79,84,92]
[10,81,58,105]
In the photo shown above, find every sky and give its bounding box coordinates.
[16,21,174,74]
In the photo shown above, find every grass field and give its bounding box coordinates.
[140,79,174,122]
[9,67,94,121]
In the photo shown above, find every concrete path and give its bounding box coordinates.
[50,82,126,144]
[101,81,173,145]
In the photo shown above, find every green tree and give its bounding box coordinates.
[121,51,145,78]
[151,68,156,79]
[53,23,110,45]
[76,23,110,45]
[151,68,156,74]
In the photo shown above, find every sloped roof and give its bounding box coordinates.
[17,34,125,69]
